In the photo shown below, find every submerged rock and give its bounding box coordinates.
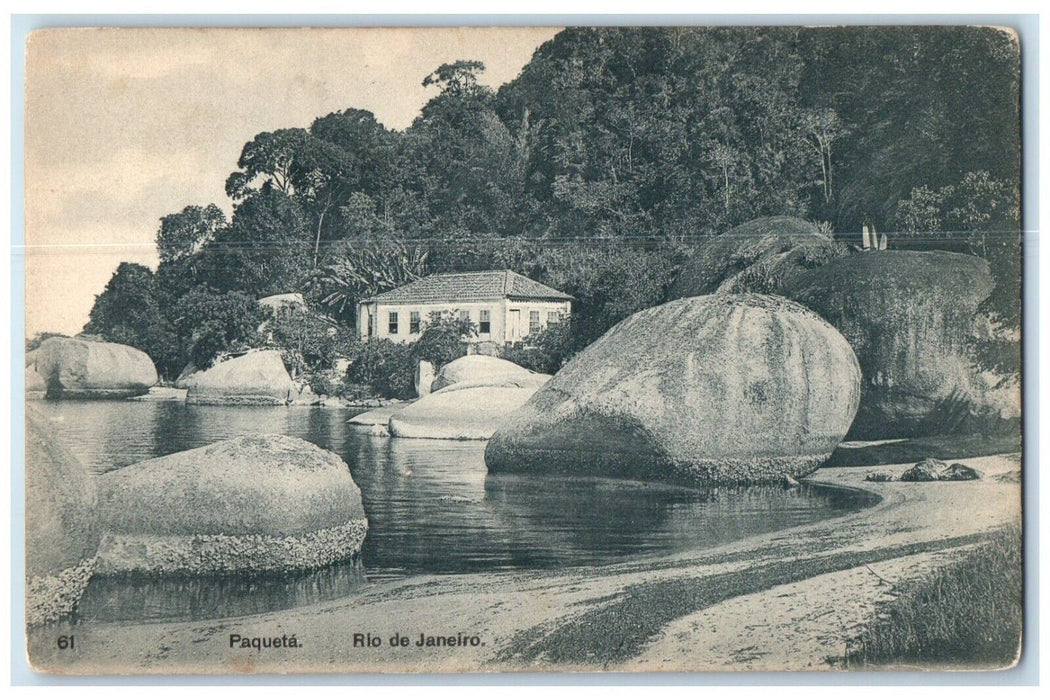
[783,250,994,439]
[430,355,550,393]
[96,434,367,575]
[30,336,157,399]
[389,385,539,440]
[183,350,296,405]
[25,409,101,626]
[127,386,188,402]
[348,403,408,428]
[668,216,846,298]
[486,294,862,485]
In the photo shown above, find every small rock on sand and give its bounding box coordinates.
[942,462,984,481]
[899,458,946,482]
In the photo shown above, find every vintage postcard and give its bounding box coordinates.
[22,25,1023,674]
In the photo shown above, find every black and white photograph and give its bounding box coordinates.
[20,23,1024,674]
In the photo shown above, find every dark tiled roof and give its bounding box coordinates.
[362,270,572,304]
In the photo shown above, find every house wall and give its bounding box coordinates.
[502,299,572,343]
[357,299,571,344]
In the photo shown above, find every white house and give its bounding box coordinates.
[357,270,572,345]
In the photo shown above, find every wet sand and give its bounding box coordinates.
[27,453,1021,674]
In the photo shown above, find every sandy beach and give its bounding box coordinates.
[27,452,1021,675]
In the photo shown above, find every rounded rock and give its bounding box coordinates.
[30,336,157,399]
[430,355,550,393]
[25,409,101,626]
[96,434,367,575]
[485,294,862,485]
[183,349,296,405]
[389,385,539,440]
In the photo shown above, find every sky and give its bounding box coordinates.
[23,26,561,337]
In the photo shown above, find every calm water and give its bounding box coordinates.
[34,400,876,624]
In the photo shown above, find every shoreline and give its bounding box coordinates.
[26,452,1021,674]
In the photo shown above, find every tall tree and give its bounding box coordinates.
[156,204,226,264]
[205,186,311,297]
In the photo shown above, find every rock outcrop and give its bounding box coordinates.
[29,337,157,399]
[783,250,995,439]
[183,350,297,405]
[25,409,101,626]
[486,294,861,485]
[430,355,550,393]
[96,434,367,575]
[668,216,846,299]
[389,385,539,440]
[258,292,307,312]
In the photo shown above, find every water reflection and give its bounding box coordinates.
[33,400,875,623]
[79,558,367,624]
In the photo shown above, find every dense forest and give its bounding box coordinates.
[75,26,1021,395]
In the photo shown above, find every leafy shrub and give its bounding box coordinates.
[171,288,267,370]
[501,320,574,374]
[344,338,416,400]
[264,304,354,380]
[528,242,688,352]
[413,311,476,367]
[306,369,345,398]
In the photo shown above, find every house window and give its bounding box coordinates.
[479,309,491,334]
[367,314,374,337]
[547,311,561,325]
[388,311,398,335]
[459,309,470,324]
[529,310,541,334]
[410,311,421,334]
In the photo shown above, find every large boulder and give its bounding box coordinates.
[25,409,101,626]
[30,337,157,399]
[95,434,367,575]
[430,355,551,393]
[782,250,995,439]
[389,385,540,440]
[486,294,861,485]
[183,350,296,405]
[668,216,846,299]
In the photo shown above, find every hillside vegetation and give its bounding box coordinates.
[73,27,1020,398]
